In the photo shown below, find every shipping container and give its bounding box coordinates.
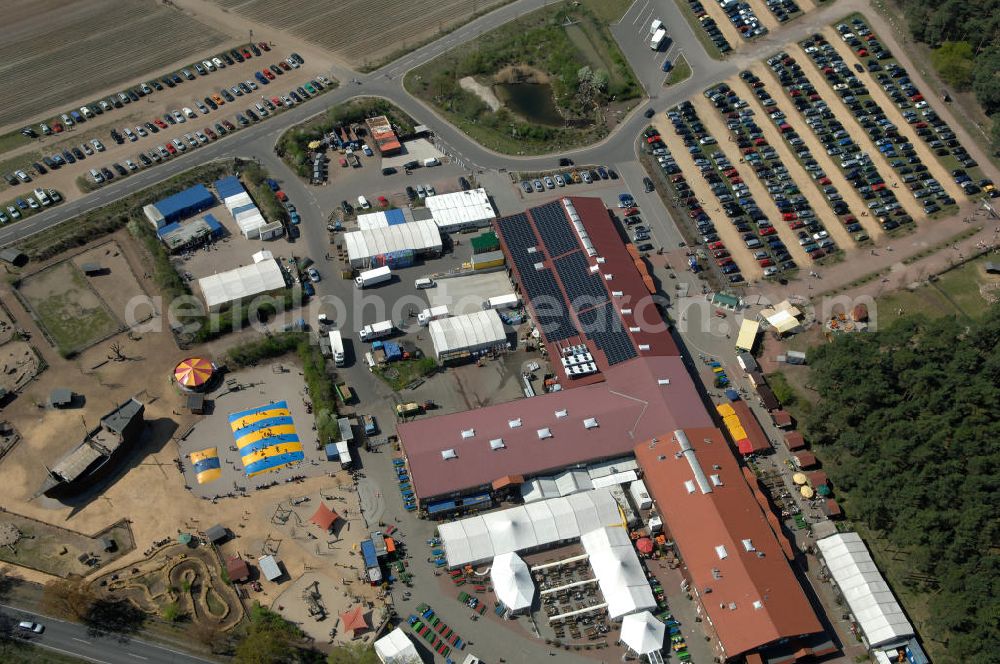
[483,293,520,310]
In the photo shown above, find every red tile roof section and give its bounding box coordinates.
[399,356,712,499]
[729,400,772,454]
[634,428,824,658]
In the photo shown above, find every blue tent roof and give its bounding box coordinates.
[386,208,406,225]
[203,214,224,235]
[215,175,245,199]
[725,389,740,401]
[360,540,378,568]
[153,185,215,223]
[325,443,340,461]
[232,203,257,216]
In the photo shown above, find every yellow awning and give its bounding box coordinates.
[735,320,760,351]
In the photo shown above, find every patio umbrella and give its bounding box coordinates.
[174,357,214,388]
[816,484,832,497]
[792,472,808,485]
[340,605,368,634]
[620,610,665,655]
[177,533,193,545]
[636,537,654,554]
[800,485,815,499]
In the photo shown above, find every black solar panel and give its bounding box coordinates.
[578,302,637,366]
[554,251,609,313]
[532,200,579,258]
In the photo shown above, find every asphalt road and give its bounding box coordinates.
[0,0,865,250]
[1,603,216,664]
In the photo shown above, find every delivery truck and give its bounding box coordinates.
[417,305,449,326]
[359,320,395,342]
[328,329,345,366]
[355,265,391,288]
[482,293,520,310]
[651,27,668,50]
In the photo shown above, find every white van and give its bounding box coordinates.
[90,168,104,184]
[414,277,435,289]
[422,157,440,167]
[357,195,371,210]
[650,18,663,34]
[365,352,376,370]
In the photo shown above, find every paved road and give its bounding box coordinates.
[1,603,216,664]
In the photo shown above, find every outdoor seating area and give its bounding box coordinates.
[408,602,466,658]
[393,458,416,511]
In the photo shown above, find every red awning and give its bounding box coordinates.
[309,503,341,531]
[339,605,368,634]
[737,438,754,455]
[636,537,654,554]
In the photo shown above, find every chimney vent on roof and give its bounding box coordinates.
[583,417,599,429]
[441,448,457,460]
[596,257,606,264]
[533,262,545,271]
[537,427,552,440]
[508,418,522,429]
[490,438,505,450]
[657,378,670,385]
[527,246,538,254]
[756,551,765,558]
[753,600,763,610]
[713,464,722,470]
[604,273,614,280]
[729,603,737,611]
[555,409,568,418]
[621,308,632,315]
[612,290,623,297]
[461,429,475,439]
[589,264,600,273]
[639,344,651,351]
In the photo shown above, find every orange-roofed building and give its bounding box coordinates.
[634,429,833,661]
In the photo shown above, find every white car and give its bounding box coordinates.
[307,267,321,282]
[172,110,186,124]
[195,131,208,144]
[123,128,137,142]
[244,79,258,90]
[27,196,39,209]
[91,138,105,152]
[135,125,147,137]
[357,195,371,210]
[172,138,186,152]
[212,57,225,69]
[125,159,137,171]
[202,59,215,71]
[183,107,197,119]
[18,621,44,634]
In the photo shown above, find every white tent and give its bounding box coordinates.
[197,259,286,311]
[490,552,534,612]
[343,219,441,268]
[581,527,656,619]
[428,310,507,360]
[816,533,914,648]
[438,488,623,567]
[425,188,496,232]
[374,627,420,663]
[620,611,665,655]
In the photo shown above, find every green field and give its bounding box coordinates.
[665,54,692,86]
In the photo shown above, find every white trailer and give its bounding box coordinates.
[329,329,345,366]
[650,27,668,50]
[359,320,395,342]
[355,265,392,288]
[482,293,520,310]
[418,305,450,326]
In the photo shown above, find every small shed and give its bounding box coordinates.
[324,442,340,461]
[984,261,1000,275]
[771,410,793,429]
[756,384,780,411]
[205,524,228,543]
[100,536,116,552]
[49,388,73,408]
[80,262,105,276]
[807,470,829,487]
[794,451,818,469]
[226,556,251,582]
[784,431,806,451]
[257,555,283,582]
[186,393,206,414]
[822,498,843,519]
[0,248,27,267]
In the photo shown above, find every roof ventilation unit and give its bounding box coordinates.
[583,418,599,429]
[490,438,505,450]
[461,428,475,439]
[508,418,522,429]
[537,428,553,439]
[441,448,457,460]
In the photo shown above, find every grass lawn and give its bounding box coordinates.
[373,358,437,391]
[672,0,725,60]
[874,254,998,328]
[404,0,641,155]
[19,262,120,356]
[665,54,692,86]
[0,149,42,194]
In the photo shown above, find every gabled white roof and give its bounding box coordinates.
[490,552,534,611]
[428,310,506,358]
[344,219,441,263]
[816,533,914,648]
[425,188,496,230]
[198,259,285,309]
[374,627,419,663]
[581,526,656,619]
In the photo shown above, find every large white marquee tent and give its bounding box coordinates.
[438,488,623,567]
[581,526,657,619]
[490,552,534,613]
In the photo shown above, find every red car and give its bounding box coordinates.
[222,119,236,131]
[789,220,805,229]
[709,241,725,251]
[275,190,288,202]
[204,127,217,140]
[165,142,177,155]
[278,61,291,71]
[262,69,275,80]
[717,257,734,267]
[52,122,64,133]
[258,41,271,52]
[782,212,797,221]
[624,207,641,217]
[270,96,282,106]
[242,48,253,59]
[713,249,729,259]
[759,258,774,267]
[377,195,389,207]
[153,118,169,129]
[759,226,777,236]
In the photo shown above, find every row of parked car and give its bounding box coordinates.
[767,51,918,231]
[705,81,840,258]
[1,188,62,225]
[667,102,802,278]
[735,70,870,243]
[835,18,994,196]
[717,0,766,40]
[520,163,619,193]
[687,0,732,54]
[20,42,273,140]
[796,33,956,217]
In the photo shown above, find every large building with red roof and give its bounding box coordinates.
[633,429,833,661]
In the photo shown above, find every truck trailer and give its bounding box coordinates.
[359,320,395,342]
[417,305,449,326]
[482,293,520,310]
[650,27,668,50]
[328,329,345,366]
[355,265,391,288]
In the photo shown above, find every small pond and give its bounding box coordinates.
[493,82,564,126]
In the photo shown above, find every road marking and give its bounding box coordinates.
[72,637,92,644]
[34,643,112,664]
[128,653,149,660]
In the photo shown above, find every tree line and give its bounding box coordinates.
[896,0,1000,150]
[804,306,1000,662]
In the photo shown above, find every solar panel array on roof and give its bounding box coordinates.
[497,214,579,342]
[578,303,637,365]
[554,251,608,313]
[533,201,579,258]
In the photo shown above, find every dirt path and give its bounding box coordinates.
[818,27,965,201]
[651,115,764,281]
[753,62,886,241]
[788,44,929,224]
[732,70,866,250]
[690,94,814,265]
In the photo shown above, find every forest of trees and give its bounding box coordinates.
[895,0,1000,149]
[805,306,1000,662]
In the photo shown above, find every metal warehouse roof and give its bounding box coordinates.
[344,219,441,263]
[427,310,506,357]
[198,259,285,310]
[816,533,914,648]
[426,188,496,230]
[214,175,244,199]
[153,184,215,220]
